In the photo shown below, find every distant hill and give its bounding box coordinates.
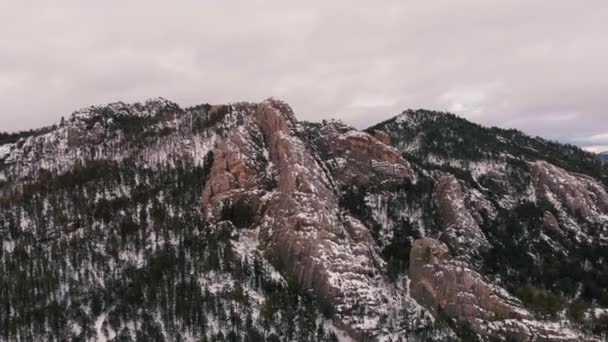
[600,151,608,161]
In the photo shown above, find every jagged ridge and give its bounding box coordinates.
[0,99,607,341]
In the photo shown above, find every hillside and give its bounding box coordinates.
[367,109,607,185]
[0,100,607,341]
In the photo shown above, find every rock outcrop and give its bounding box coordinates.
[434,174,491,262]
[201,100,427,338]
[409,238,529,321]
[531,161,608,222]
[66,122,106,147]
[315,121,414,188]
[409,238,597,341]
[201,101,604,340]
[3,97,605,341]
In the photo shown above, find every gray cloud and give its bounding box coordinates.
[0,0,606,151]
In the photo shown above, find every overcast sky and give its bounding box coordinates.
[1,1,607,151]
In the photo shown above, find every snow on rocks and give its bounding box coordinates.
[201,100,430,339]
[531,161,608,224]
[316,120,414,188]
[409,238,598,341]
[434,174,491,261]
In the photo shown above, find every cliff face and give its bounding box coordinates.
[314,121,414,188]
[201,101,428,337]
[531,160,608,221]
[408,238,599,341]
[433,174,490,264]
[199,100,605,340]
[368,109,608,340]
[1,99,607,341]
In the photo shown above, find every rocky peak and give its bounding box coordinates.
[0,98,251,185]
[69,97,181,122]
[314,120,414,188]
[201,100,429,339]
[255,100,333,198]
[2,98,607,341]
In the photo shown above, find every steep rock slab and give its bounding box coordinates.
[202,100,430,339]
[316,121,414,188]
[531,161,608,223]
[434,174,491,263]
[201,119,270,208]
[409,238,597,341]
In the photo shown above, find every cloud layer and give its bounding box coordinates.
[0,1,606,151]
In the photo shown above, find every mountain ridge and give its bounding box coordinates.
[367,109,606,184]
[0,99,601,168]
[1,98,607,341]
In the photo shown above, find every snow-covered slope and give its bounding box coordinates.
[367,109,608,340]
[1,100,606,341]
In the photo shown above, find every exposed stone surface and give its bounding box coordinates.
[202,100,428,339]
[372,129,391,145]
[409,238,529,321]
[66,122,106,147]
[201,121,267,207]
[434,174,491,262]
[3,97,605,341]
[315,121,414,188]
[200,101,604,340]
[254,102,334,203]
[531,161,608,222]
[542,210,566,238]
[409,238,597,341]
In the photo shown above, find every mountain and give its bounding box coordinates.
[600,151,608,161]
[0,99,607,341]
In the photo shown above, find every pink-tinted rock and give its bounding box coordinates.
[409,238,597,341]
[531,161,608,221]
[317,121,414,187]
[201,100,424,339]
[409,238,528,321]
[372,130,391,145]
[434,174,490,259]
